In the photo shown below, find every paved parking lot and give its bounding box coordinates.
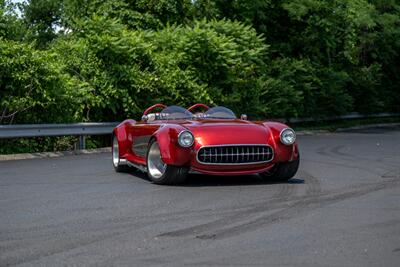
[1,127,399,266]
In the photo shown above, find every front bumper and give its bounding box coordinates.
[190,162,275,176]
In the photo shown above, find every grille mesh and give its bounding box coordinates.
[197,145,273,164]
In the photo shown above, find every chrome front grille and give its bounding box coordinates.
[197,145,273,165]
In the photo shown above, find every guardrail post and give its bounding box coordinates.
[78,135,86,150]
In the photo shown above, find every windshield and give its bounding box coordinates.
[204,106,237,119]
[160,105,194,120]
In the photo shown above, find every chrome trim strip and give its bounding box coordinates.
[196,144,274,165]
[126,160,147,173]
[189,169,202,174]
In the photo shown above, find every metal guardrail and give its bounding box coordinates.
[0,112,398,149]
[285,112,400,123]
[0,122,119,149]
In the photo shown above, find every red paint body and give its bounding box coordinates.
[113,113,299,176]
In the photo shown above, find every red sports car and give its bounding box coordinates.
[112,104,299,184]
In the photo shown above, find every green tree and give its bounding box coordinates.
[62,0,193,30]
[20,0,62,48]
[193,0,400,116]
[0,0,27,41]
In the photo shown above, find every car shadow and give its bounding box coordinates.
[127,169,150,181]
[179,175,305,187]
[127,169,305,187]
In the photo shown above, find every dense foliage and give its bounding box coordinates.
[1,0,400,126]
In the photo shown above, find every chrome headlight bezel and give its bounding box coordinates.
[178,130,194,147]
[280,128,296,145]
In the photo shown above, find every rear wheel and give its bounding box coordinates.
[112,135,130,172]
[260,155,300,182]
[146,139,188,185]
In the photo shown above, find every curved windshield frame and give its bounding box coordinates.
[160,105,194,120]
[204,106,237,119]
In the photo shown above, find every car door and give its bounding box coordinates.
[129,120,162,161]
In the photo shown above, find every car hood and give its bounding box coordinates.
[179,119,273,147]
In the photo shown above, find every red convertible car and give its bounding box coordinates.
[112,104,299,184]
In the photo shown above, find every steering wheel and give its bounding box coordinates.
[143,104,166,115]
[187,103,210,112]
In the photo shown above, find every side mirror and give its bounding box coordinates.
[240,114,248,120]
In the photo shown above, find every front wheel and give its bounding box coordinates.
[260,156,300,182]
[112,135,130,172]
[146,140,188,185]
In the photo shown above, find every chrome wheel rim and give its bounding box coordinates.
[147,141,166,179]
[112,136,119,168]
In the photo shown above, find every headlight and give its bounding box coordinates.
[280,128,296,145]
[178,130,194,147]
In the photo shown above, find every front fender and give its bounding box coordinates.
[153,125,192,166]
[262,122,299,162]
[113,119,136,158]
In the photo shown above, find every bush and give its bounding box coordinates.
[0,39,80,124]
[50,17,269,121]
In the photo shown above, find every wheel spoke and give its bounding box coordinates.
[148,142,166,179]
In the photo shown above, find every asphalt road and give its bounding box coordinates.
[1,126,400,266]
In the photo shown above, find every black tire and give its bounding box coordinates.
[260,155,300,182]
[146,139,188,185]
[112,135,131,173]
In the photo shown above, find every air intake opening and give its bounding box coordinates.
[197,145,273,165]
